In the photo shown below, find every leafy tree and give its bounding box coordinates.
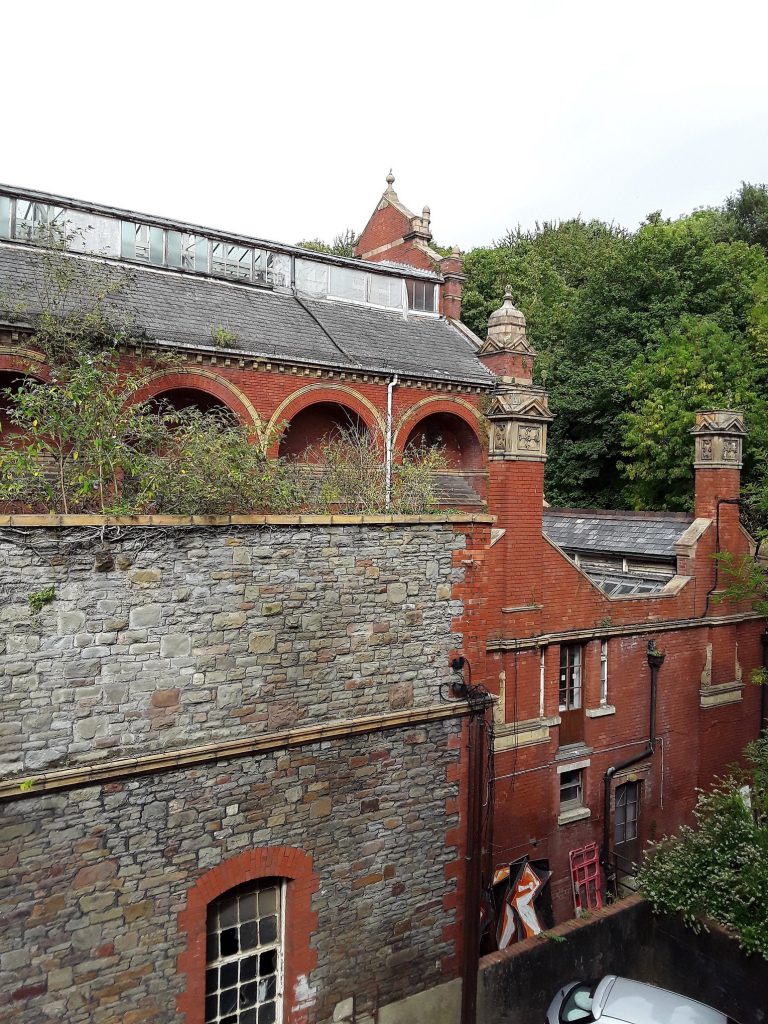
[0,224,137,365]
[461,202,768,509]
[639,736,768,959]
[622,314,768,510]
[296,228,359,258]
[129,406,298,516]
[724,182,768,253]
[0,353,165,513]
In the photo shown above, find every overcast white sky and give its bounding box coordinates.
[4,0,767,250]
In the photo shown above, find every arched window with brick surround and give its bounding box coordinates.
[177,848,319,1024]
[205,878,283,1024]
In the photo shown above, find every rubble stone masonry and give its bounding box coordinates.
[0,520,476,776]
[0,515,493,1024]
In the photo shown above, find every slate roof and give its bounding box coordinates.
[543,508,692,560]
[0,244,496,386]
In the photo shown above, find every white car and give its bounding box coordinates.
[546,975,740,1024]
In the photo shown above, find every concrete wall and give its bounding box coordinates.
[478,895,768,1024]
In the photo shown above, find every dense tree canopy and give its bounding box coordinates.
[460,184,768,512]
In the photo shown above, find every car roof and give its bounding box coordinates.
[594,976,728,1024]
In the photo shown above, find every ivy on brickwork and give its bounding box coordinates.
[638,735,768,958]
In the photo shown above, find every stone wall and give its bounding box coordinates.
[0,516,490,1024]
[0,520,470,776]
[0,719,462,1024]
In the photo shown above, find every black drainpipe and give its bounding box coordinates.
[704,498,742,616]
[761,631,768,735]
[601,640,665,895]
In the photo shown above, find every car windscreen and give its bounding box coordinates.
[560,983,597,1023]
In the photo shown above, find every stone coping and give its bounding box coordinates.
[0,512,496,528]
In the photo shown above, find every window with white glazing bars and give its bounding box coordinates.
[615,781,639,845]
[121,221,164,264]
[559,644,582,711]
[211,241,253,280]
[559,768,583,810]
[15,202,66,240]
[205,879,284,1024]
[406,279,436,312]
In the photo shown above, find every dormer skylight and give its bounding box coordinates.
[0,186,440,316]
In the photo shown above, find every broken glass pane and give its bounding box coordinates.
[266,251,290,288]
[212,241,252,280]
[16,202,66,241]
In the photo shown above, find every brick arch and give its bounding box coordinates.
[392,397,485,461]
[177,846,319,1024]
[0,350,49,381]
[267,384,385,459]
[0,360,49,449]
[132,369,259,428]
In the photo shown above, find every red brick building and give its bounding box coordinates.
[0,176,764,1015]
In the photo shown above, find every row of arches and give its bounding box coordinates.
[0,368,487,503]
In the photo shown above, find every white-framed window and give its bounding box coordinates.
[15,201,66,240]
[206,878,284,1024]
[615,780,640,845]
[559,768,584,812]
[406,279,437,313]
[329,265,367,303]
[559,644,582,711]
[121,221,164,264]
[369,273,404,310]
[600,640,608,706]
[0,196,9,238]
[212,241,253,280]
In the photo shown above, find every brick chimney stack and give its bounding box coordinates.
[484,292,553,637]
[691,410,746,521]
[439,246,465,321]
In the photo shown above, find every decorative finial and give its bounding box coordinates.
[386,170,395,188]
[503,284,514,303]
[422,205,431,218]
[452,245,461,258]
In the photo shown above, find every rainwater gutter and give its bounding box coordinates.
[601,640,665,893]
[385,375,399,510]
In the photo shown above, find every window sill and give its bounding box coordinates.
[558,805,591,827]
[586,704,616,718]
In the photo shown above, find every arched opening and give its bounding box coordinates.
[0,371,37,447]
[402,411,485,507]
[278,402,369,462]
[146,387,240,425]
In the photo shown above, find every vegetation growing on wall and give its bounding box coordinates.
[0,232,446,516]
[638,736,768,959]
[0,357,445,515]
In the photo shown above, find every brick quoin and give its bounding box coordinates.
[176,847,319,1024]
